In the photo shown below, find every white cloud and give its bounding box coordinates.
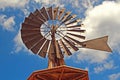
[14,31,25,53]
[75,1,120,63]
[94,61,115,73]
[0,0,29,9]
[0,15,15,31]
[34,0,64,7]
[109,72,120,80]
[33,0,97,9]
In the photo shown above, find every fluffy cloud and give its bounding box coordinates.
[14,31,24,53]
[33,0,97,9]
[34,0,64,7]
[75,1,120,63]
[0,0,29,9]
[109,72,120,80]
[94,61,115,73]
[0,15,15,31]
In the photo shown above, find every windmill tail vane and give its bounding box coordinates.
[21,6,112,80]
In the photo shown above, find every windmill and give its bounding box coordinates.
[21,6,112,80]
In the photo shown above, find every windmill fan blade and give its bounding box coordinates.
[47,7,53,20]
[59,39,72,56]
[67,24,82,28]
[65,36,83,46]
[38,40,50,58]
[53,7,59,20]
[22,23,40,30]
[21,29,40,35]
[63,37,79,51]
[40,7,49,20]
[82,36,112,52]
[58,8,65,20]
[24,35,44,49]
[24,18,41,26]
[21,33,41,43]
[65,19,81,25]
[33,9,46,22]
[67,29,85,33]
[55,40,64,59]
[67,33,85,39]
[30,38,46,54]
[28,13,44,24]
[60,11,71,21]
[61,14,76,24]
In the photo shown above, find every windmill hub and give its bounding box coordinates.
[41,20,67,40]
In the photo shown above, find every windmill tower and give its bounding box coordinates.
[21,6,112,80]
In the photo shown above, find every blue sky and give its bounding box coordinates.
[0,0,120,80]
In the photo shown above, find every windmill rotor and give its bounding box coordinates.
[21,6,112,68]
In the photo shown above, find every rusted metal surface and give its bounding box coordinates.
[30,38,46,54]
[34,9,46,22]
[24,18,41,26]
[40,7,49,20]
[22,23,40,30]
